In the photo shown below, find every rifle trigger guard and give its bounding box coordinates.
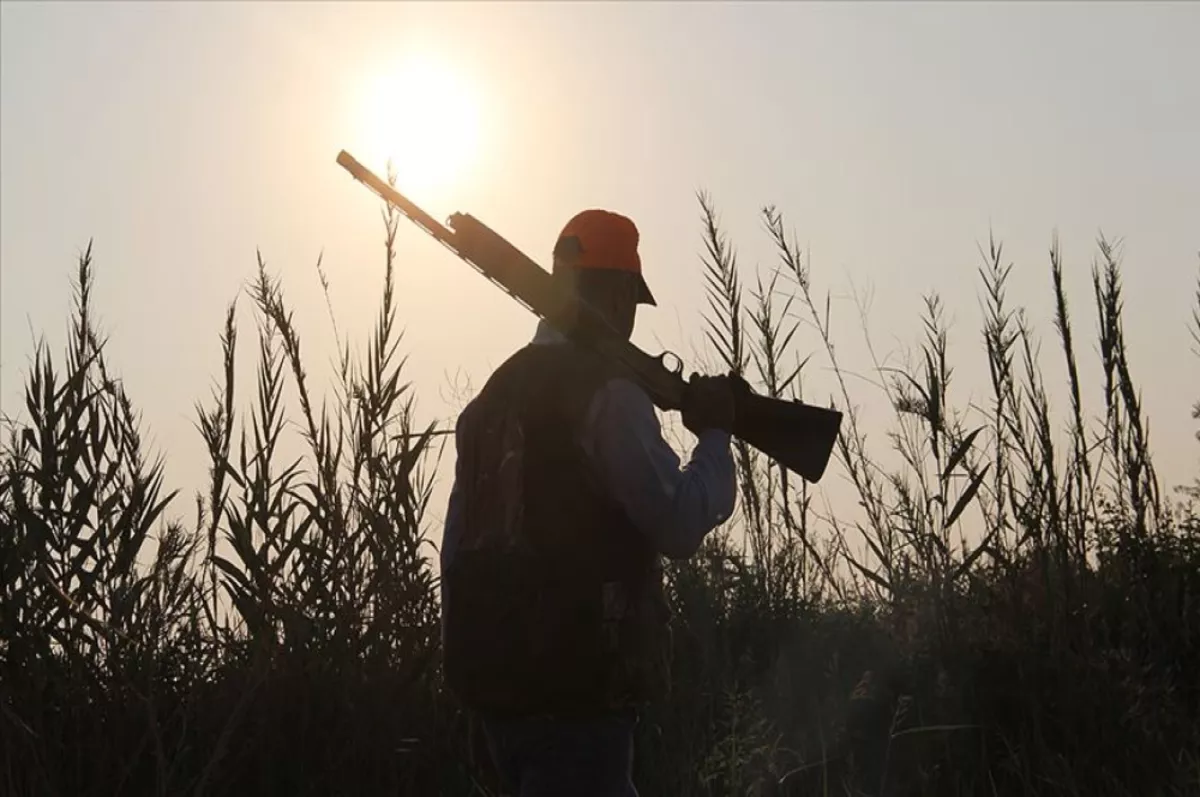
[657,351,683,376]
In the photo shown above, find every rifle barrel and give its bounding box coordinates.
[335,151,458,251]
[334,149,843,483]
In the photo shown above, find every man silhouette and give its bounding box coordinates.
[440,209,738,796]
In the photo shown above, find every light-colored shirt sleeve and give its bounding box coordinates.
[580,377,737,559]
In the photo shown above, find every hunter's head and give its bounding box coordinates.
[552,209,656,341]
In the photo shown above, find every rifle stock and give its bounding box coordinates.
[731,390,842,484]
[335,150,843,483]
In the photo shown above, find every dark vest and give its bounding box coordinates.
[441,342,671,717]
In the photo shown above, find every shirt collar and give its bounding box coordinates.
[531,319,568,345]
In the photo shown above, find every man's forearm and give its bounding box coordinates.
[658,428,737,558]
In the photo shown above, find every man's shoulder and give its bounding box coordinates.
[465,344,543,400]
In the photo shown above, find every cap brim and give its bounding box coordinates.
[637,275,657,306]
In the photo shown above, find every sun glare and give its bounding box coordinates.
[356,54,482,199]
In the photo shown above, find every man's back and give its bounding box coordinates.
[441,322,737,796]
[441,339,671,717]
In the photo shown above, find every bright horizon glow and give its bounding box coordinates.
[355,52,482,200]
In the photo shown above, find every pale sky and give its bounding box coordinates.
[2,2,1198,542]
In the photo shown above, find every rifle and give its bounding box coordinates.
[335,150,843,483]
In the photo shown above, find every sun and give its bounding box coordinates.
[356,53,482,199]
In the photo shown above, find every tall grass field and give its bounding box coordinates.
[2,188,1198,796]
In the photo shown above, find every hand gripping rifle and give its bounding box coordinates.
[335,150,843,483]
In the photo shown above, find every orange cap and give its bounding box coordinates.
[553,209,656,305]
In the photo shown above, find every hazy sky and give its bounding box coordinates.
[2,2,1198,540]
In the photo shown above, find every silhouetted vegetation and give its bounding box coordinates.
[2,184,1198,796]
